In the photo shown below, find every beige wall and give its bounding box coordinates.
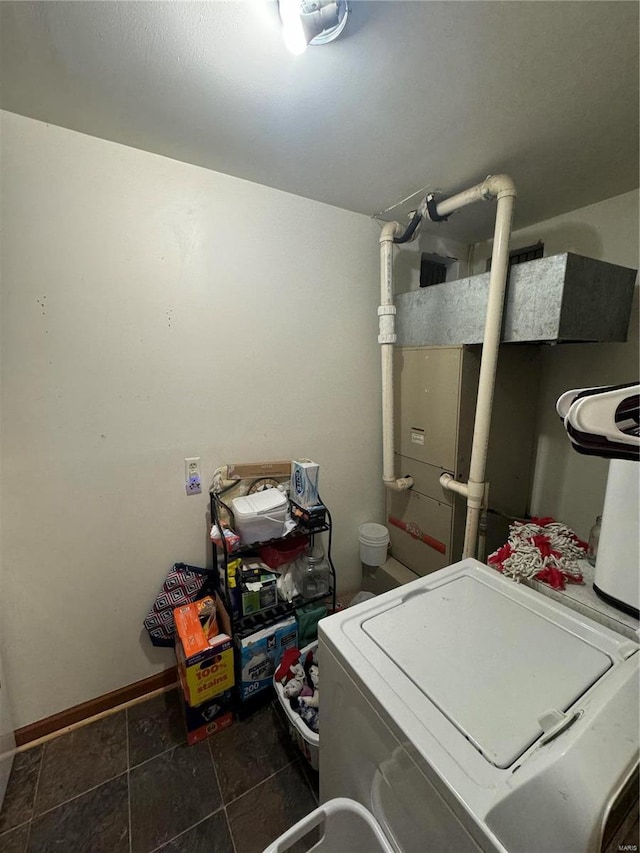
[473,190,639,539]
[0,111,383,728]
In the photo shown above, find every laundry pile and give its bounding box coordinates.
[275,646,319,733]
[488,516,587,590]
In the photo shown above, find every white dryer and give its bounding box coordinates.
[319,559,639,853]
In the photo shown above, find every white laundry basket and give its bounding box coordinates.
[262,798,396,853]
[273,641,319,770]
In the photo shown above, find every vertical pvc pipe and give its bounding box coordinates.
[381,343,395,484]
[379,225,412,492]
[462,192,515,558]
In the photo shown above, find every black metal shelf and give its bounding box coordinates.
[233,590,332,640]
[209,490,337,618]
[221,523,330,558]
[209,485,337,714]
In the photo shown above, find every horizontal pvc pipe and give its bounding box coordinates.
[434,174,516,219]
[439,472,469,498]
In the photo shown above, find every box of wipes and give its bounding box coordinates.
[291,459,320,508]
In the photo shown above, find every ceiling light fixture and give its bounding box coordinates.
[278,0,349,56]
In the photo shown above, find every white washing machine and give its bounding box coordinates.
[319,559,639,853]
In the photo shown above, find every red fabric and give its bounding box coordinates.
[530,517,588,551]
[489,516,585,590]
[259,535,309,570]
[275,648,300,683]
[534,566,566,589]
[530,516,556,527]
[488,543,512,569]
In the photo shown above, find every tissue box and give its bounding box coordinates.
[174,594,235,707]
[291,460,320,508]
[290,500,326,529]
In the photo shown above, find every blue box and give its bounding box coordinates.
[237,616,298,702]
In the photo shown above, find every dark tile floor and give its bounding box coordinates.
[0,691,319,853]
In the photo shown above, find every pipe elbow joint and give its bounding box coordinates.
[484,174,517,200]
[384,476,414,492]
[440,473,469,498]
[380,221,401,243]
[440,472,455,489]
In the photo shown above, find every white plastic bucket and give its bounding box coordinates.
[358,523,389,567]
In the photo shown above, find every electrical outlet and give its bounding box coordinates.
[185,457,202,495]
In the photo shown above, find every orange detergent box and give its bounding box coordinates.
[174,594,235,707]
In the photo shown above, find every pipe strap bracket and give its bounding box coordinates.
[426,193,449,223]
[377,305,396,316]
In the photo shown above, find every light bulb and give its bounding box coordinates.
[279,0,308,55]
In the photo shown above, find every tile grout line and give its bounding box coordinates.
[30,744,45,813]
[129,741,183,773]
[0,817,30,837]
[125,708,132,853]
[30,769,129,820]
[140,737,228,853]
[224,758,297,809]
[207,738,238,853]
[147,806,225,853]
[207,738,224,807]
[224,806,238,853]
[299,757,319,805]
[24,740,45,849]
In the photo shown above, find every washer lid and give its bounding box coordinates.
[362,573,612,768]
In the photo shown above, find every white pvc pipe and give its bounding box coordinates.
[379,222,414,492]
[439,472,469,498]
[461,187,515,557]
[378,175,516,527]
[435,174,515,218]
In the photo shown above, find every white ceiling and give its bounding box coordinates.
[1,1,638,242]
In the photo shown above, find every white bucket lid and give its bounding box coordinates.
[359,522,390,544]
[232,489,287,519]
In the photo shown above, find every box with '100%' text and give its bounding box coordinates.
[174,594,235,708]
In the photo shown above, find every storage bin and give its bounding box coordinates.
[274,641,319,770]
[232,489,288,545]
[358,522,389,567]
[262,797,396,853]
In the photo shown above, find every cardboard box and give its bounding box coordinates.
[174,594,235,707]
[241,578,277,616]
[237,616,298,702]
[240,560,278,616]
[290,500,326,529]
[291,460,320,508]
[180,689,234,746]
[227,461,292,479]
